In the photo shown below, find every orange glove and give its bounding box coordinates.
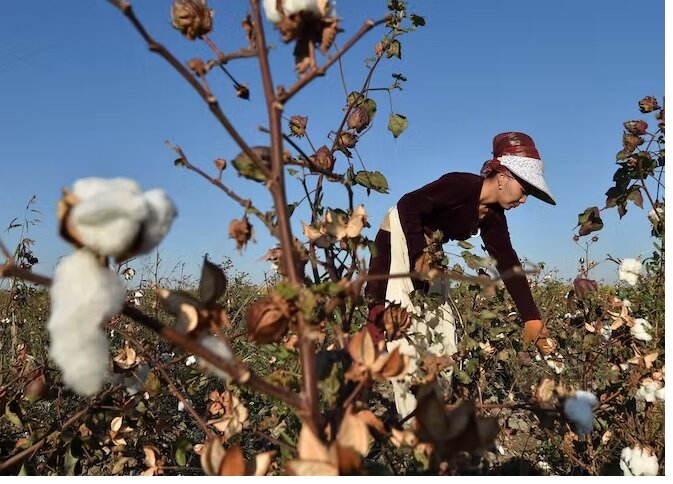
[523,319,556,354]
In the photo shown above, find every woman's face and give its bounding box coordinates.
[497,172,528,209]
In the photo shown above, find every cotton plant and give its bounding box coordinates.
[619,446,659,476]
[47,177,176,396]
[618,258,642,286]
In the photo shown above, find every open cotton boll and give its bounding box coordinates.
[618,258,642,286]
[636,380,665,403]
[630,318,652,342]
[135,189,177,254]
[47,249,125,396]
[563,390,598,436]
[70,190,148,258]
[72,177,143,200]
[263,0,283,22]
[263,0,330,23]
[197,335,234,382]
[620,446,659,476]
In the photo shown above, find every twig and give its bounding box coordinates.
[105,0,271,181]
[248,0,320,436]
[109,324,213,439]
[278,17,391,104]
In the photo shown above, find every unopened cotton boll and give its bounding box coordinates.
[70,186,148,258]
[620,446,659,476]
[563,390,598,436]
[135,189,177,254]
[47,249,125,396]
[197,335,234,382]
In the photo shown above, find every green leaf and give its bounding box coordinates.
[457,240,474,250]
[410,14,426,27]
[392,73,407,82]
[174,437,192,467]
[18,464,28,476]
[232,147,271,183]
[136,401,148,413]
[479,310,499,320]
[287,202,299,217]
[5,401,23,428]
[386,39,402,59]
[64,445,79,476]
[287,168,299,177]
[454,368,472,384]
[347,91,365,107]
[354,170,389,193]
[388,113,408,138]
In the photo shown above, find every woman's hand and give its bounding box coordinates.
[523,319,556,354]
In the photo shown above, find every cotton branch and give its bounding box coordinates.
[278,16,392,104]
[248,0,322,436]
[105,0,271,181]
[166,142,275,233]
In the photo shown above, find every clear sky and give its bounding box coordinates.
[0,0,666,286]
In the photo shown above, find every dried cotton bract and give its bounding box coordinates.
[198,335,235,382]
[47,249,125,396]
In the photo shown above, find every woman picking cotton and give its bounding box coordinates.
[365,132,556,416]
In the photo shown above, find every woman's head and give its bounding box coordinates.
[481,132,556,206]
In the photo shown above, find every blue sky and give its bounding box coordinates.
[0,0,665,286]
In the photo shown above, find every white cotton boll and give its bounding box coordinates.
[563,390,598,436]
[284,0,321,16]
[47,249,125,396]
[185,355,197,367]
[72,177,142,200]
[648,206,664,226]
[630,318,652,342]
[618,258,642,286]
[198,335,234,382]
[177,401,185,412]
[263,0,283,22]
[135,189,177,254]
[636,380,664,403]
[620,446,659,476]
[70,190,148,258]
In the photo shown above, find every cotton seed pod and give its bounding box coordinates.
[381,304,412,340]
[623,120,648,136]
[338,132,358,149]
[187,58,208,76]
[347,106,370,133]
[623,133,644,152]
[228,217,254,252]
[638,96,659,113]
[214,158,227,171]
[289,115,308,137]
[235,84,250,100]
[246,295,291,344]
[310,146,334,172]
[170,0,213,40]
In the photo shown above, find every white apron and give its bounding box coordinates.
[383,206,458,419]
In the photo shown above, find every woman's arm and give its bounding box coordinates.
[480,208,541,321]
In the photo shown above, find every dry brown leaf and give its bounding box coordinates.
[110,416,123,433]
[218,443,247,476]
[628,350,659,369]
[337,409,372,457]
[534,378,556,404]
[348,329,376,367]
[247,450,276,476]
[200,438,226,476]
[142,445,163,476]
[285,460,339,476]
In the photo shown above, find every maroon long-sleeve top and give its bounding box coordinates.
[366,172,541,322]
